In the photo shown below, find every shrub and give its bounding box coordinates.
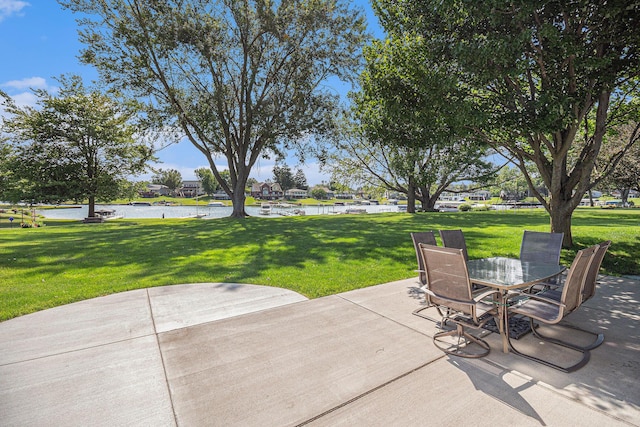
[458,203,472,212]
[472,204,491,211]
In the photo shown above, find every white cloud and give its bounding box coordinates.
[0,0,29,22]
[8,90,38,108]
[1,76,47,90]
[0,77,58,109]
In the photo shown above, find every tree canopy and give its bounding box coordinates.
[152,168,183,195]
[195,167,217,195]
[597,122,640,204]
[293,168,308,190]
[372,0,640,246]
[61,0,368,217]
[345,35,494,212]
[0,75,152,216]
[273,163,296,192]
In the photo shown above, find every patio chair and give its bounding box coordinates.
[439,228,490,293]
[521,230,564,292]
[505,245,597,372]
[411,232,438,287]
[520,230,564,264]
[439,229,469,261]
[531,241,611,350]
[411,232,447,322]
[581,240,611,303]
[419,244,499,358]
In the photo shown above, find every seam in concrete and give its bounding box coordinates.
[336,293,439,340]
[146,288,179,427]
[0,333,156,368]
[288,294,450,425]
[295,358,442,426]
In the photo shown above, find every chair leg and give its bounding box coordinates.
[433,324,490,358]
[413,305,449,326]
[412,306,440,324]
[506,317,590,373]
[530,319,605,351]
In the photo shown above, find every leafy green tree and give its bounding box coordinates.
[493,167,528,201]
[596,122,640,205]
[152,168,183,195]
[310,187,328,200]
[293,169,308,190]
[347,36,494,212]
[195,167,218,196]
[0,135,29,203]
[121,180,148,201]
[373,0,640,246]
[61,0,368,218]
[0,76,152,216]
[273,164,296,192]
[329,181,350,194]
[328,131,492,212]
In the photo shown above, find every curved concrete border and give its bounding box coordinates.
[0,283,307,365]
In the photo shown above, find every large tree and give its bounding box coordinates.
[596,122,640,205]
[152,168,183,195]
[195,167,218,195]
[0,76,152,216]
[61,0,368,217]
[328,130,493,212]
[293,168,308,190]
[345,36,494,212]
[373,0,640,246]
[272,163,295,192]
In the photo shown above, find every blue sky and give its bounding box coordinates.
[0,1,383,185]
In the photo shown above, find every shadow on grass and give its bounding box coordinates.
[2,209,638,319]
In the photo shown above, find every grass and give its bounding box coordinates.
[1,208,638,321]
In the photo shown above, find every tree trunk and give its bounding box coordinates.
[418,184,439,211]
[230,181,248,218]
[88,195,96,218]
[548,197,574,248]
[230,176,249,218]
[406,179,416,213]
[621,188,630,207]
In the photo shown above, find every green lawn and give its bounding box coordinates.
[1,208,638,321]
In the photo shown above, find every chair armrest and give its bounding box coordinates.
[506,290,566,308]
[424,289,475,306]
[472,289,501,303]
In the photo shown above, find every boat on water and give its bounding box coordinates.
[83,209,124,222]
[344,208,367,214]
[207,201,225,207]
[94,209,124,220]
[278,208,306,216]
[259,203,272,215]
[129,201,152,206]
[180,213,207,219]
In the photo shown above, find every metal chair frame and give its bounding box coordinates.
[410,232,448,323]
[505,246,597,372]
[531,241,611,351]
[419,244,499,358]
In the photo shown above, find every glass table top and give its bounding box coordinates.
[467,257,566,290]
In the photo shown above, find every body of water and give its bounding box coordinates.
[37,203,402,220]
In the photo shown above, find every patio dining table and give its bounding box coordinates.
[466,257,566,353]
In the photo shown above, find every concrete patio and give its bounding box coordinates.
[1,276,638,426]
